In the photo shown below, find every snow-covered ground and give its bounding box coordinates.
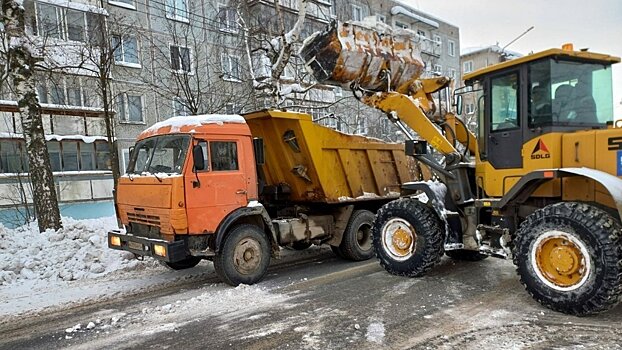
[0,217,211,321]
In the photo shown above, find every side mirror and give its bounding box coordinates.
[455,94,463,116]
[193,144,205,171]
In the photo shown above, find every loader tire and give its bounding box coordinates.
[445,249,488,261]
[372,198,445,277]
[513,202,622,316]
[214,224,271,286]
[163,256,201,270]
[338,210,375,261]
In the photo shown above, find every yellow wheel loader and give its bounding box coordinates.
[300,20,622,315]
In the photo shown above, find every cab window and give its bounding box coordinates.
[210,141,239,171]
[491,73,519,131]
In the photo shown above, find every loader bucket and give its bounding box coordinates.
[299,20,426,94]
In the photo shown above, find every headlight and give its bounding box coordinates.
[110,236,121,247]
[153,244,167,257]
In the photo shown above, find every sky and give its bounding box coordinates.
[404,0,622,117]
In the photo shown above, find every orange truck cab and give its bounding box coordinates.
[109,110,413,285]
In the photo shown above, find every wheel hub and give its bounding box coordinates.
[532,232,590,290]
[233,238,262,275]
[392,228,412,251]
[357,224,372,250]
[381,218,417,261]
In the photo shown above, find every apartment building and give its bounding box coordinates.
[0,0,459,225]
[459,45,522,127]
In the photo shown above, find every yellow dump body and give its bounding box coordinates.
[299,20,425,94]
[243,110,412,203]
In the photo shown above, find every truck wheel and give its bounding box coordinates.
[372,198,445,277]
[162,256,201,270]
[339,210,375,261]
[513,202,622,315]
[213,224,271,286]
[445,249,488,261]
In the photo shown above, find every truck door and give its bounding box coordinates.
[185,138,248,233]
[485,70,523,169]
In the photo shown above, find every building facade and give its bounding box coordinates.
[0,0,459,225]
[459,45,522,128]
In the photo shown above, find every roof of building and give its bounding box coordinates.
[461,45,523,59]
[393,0,458,28]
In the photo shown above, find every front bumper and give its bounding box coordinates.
[108,230,189,263]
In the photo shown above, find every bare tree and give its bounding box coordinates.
[145,4,255,117]
[1,0,62,231]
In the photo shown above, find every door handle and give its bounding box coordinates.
[236,189,247,194]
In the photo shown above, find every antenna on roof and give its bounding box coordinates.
[501,26,534,52]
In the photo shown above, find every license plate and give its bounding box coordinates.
[128,241,144,251]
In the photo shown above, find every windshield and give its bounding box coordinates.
[529,58,613,127]
[127,135,190,174]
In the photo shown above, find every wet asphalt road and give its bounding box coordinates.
[2,248,622,349]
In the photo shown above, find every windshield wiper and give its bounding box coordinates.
[152,172,163,183]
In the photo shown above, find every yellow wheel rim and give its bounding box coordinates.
[532,231,591,291]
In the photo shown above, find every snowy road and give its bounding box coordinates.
[2,247,622,350]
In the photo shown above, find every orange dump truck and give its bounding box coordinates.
[108,110,412,285]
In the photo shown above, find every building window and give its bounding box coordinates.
[225,103,236,114]
[376,14,385,23]
[37,76,99,107]
[112,35,140,66]
[170,45,191,73]
[449,68,457,80]
[433,35,442,47]
[221,53,241,81]
[165,0,188,22]
[109,0,134,9]
[66,76,82,106]
[35,3,63,39]
[0,139,110,173]
[394,21,409,29]
[463,60,474,73]
[351,4,362,21]
[0,140,28,173]
[328,0,335,16]
[66,9,86,42]
[448,40,456,57]
[47,141,62,172]
[34,3,101,43]
[355,118,368,135]
[217,5,238,33]
[50,83,66,105]
[465,103,475,115]
[173,98,191,116]
[433,64,442,74]
[96,142,111,170]
[417,29,426,38]
[116,93,144,123]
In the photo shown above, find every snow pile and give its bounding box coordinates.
[0,216,157,286]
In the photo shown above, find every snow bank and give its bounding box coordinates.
[0,216,156,286]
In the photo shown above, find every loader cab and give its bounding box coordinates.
[464,47,619,171]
